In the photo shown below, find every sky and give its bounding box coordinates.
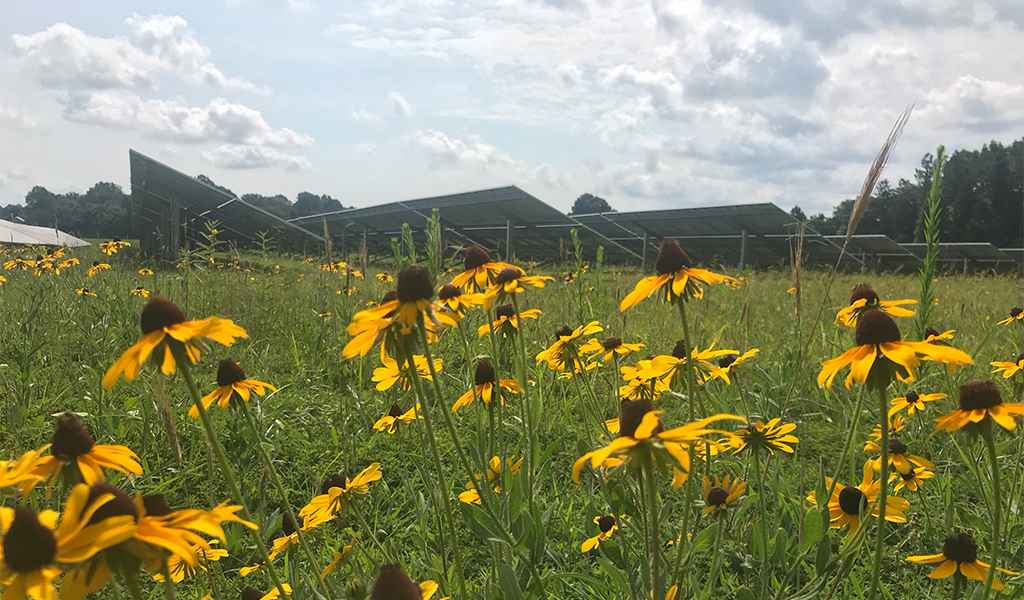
[0,0,1021,216]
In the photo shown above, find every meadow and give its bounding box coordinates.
[1,232,1022,600]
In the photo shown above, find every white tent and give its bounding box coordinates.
[0,219,91,247]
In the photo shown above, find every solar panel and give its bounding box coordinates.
[129,150,323,258]
[900,242,1020,272]
[824,235,922,271]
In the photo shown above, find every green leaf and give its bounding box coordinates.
[801,508,824,553]
[500,564,526,600]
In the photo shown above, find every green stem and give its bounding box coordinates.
[644,456,663,600]
[122,568,146,600]
[867,386,889,600]
[238,400,335,598]
[702,515,726,598]
[509,295,536,513]
[951,572,962,600]
[353,504,393,561]
[675,301,700,421]
[753,446,771,598]
[172,348,289,598]
[159,562,176,600]
[981,422,1002,600]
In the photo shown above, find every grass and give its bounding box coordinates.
[1,239,1022,600]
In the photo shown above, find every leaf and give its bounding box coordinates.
[801,508,824,553]
[500,564,525,600]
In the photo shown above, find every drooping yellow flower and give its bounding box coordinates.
[372,353,441,391]
[436,284,483,321]
[620,239,736,311]
[701,475,746,514]
[32,413,142,486]
[267,511,335,561]
[806,461,910,538]
[482,265,553,308]
[300,464,382,521]
[582,335,644,363]
[730,418,798,455]
[618,359,669,401]
[75,288,96,297]
[581,515,620,552]
[996,306,1023,325]
[646,340,736,386]
[130,286,150,298]
[103,297,248,389]
[452,360,522,411]
[888,390,945,417]
[834,284,916,328]
[450,245,512,293]
[991,353,1024,379]
[889,466,934,493]
[707,349,759,385]
[908,532,1019,591]
[99,239,131,255]
[0,447,48,498]
[87,261,110,277]
[373,404,423,433]
[477,303,541,338]
[152,540,227,583]
[864,436,934,474]
[376,272,393,282]
[818,310,972,390]
[869,413,905,441]
[239,584,292,599]
[458,456,523,504]
[320,536,357,578]
[934,380,1024,433]
[189,359,277,419]
[138,268,154,275]
[535,321,602,372]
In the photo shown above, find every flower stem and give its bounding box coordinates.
[866,385,889,600]
[510,295,536,512]
[702,515,726,598]
[159,562,176,600]
[237,400,335,598]
[980,421,1002,600]
[950,572,962,600]
[122,569,146,600]
[752,446,771,598]
[643,455,663,600]
[172,349,289,598]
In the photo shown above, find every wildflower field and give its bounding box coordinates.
[1,235,1022,600]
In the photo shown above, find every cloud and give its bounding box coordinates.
[62,91,314,146]
[411,129,514,169]
[349,109,380,122]
[225,0,311,10]
[0,105,40,131]
[920,75,1024,133]
[601,64,686,117]
[388,92,414,116]
[556,63,582,86]
[202,145,312,170]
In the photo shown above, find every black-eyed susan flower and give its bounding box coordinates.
[0,447,47,498]
[373,404,422,433]
[620,239,736,311]
[869,413,905,440]
[138,268,154,275]
[0,275,5,285]
[581,515,620,552]
[458,456,523,504]
[188,359,277,419]
[3,257,33,271]
[818,309,973,390]
[87,261,110,277]
[907,532,1019,590]
[99,239,131,255]
[991,353,1024,379]
[482,265,553,307]
[618,359,669,401]
[58,258,79,269]
[103,297,248,388]
[806,461,910,538]
[730,418,798,455]
[864,436,934,474]
[450,245,511,293]
[436,284,483,321]
[535,322,602,372]
[477,303,540,338]
[996,306,1023,325]
[318,261,346,273]
[582,335,645,363]
[32,413,142,486]
[131,286,149,298]
[453,360,522,412]
[709,349,759,385]
[302,257,316,264]
[889,466,934,493]
[647,340,736,386]
[75,288,96,297]
[372,353,441,391]
[320,536,357,578]
[888,390,945,417]
[267,511,334,561]
[834,284,916,328]
[934,380,1024,433]
[376,272,393,282]
[702,475,746,514]
[368,563,430,600]
[152,540,227,583]
[241,585,292,599]
[0,484,135,600]
[922,327,955,343]
[300,464,382,521]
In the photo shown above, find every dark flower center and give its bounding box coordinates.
[671,340,688,359]
[495,304,515,319]
[241,587,265,600]
[602,336,622,350]
[86,482,139,525]
[2,507,57,573]
[718,355,737,369]
[216,359,248,387]
[143,494,174,517]
[464,245,491,270]
[1016,353,1024,364]
[855,310,901,346]
[396,266,434,303]
[619,398,660,438]
[320,474,347,495]
[92,260,100,266]
[923,327,939,340]
[388,404,405,418]
[597,515,617,533]
[370,563,422,600]
[654,239,690,274]
[901,469,917,481]
[849,284,880,305]
[1010,307,1023,318]
[81,288,90,293]
[495,266,522,285]
[474,360,496,386]
[280,514,303,537]
[888,437,908,455]
[837,487,866,515]
[438,284,462,300]
[140,297,188,334]
[942,532,978,564]
[707,487,729,506]
[555,325,573,340]
[51,413,95,458]
[958,380,1002,411]
[381,290,399,304]
[905,391,919,403]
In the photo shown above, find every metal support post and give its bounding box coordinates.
[738,229,748,272]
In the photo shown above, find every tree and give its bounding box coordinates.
[789,206,807,221]
[293,192,344,218]
[241,193,293,219]
[569,193,613,215]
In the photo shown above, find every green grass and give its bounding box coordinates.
[1,241,1022,600]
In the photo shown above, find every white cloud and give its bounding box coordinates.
[202,145,312,170]
[0,105,39,131]
[349,109,380,122]
[62,91,314,147]
[601,64,686,118]
[354,142,377,154]
[225,0,311,10]
[411,129,513,169]
[388,92,414,116]
[556,63,582,86]
[920,75,1024,132]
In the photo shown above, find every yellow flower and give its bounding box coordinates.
[864,436,934,474]
[646,340,737,386]
[373,404,423,433]
[267,511,334,561]
[302,257,315,264]
[888,390,945,417]
[320,536,357,578]
[0,447,48,498]
[450,245,512,293]
[152,540,227,583]
[482,265,553,307]
[707,348,759,385]
[869,413,905,440]
[888,466,934,493]
[99,239,131,255]
[436,284,484,321]
[834,284,916,328]
[458,456,523,504]
[535,321,603,372]
[582,335,645,363]
[618,359,669,401]
[131,286,150,298]
[32,413,142,486]
[477,304,541,338]
[87,261,110,277]
[620,239,736,310]
[138,268,154,275]
[806,461,910,538]
[818,310,972,390]
[452,360,521,411]
[103,297,248,389]
[189,359,277,419]
[581,515,620,552]
[996,306,1023,325]
[907,532,1019,590]
[376,272,393,282]
[991,353,1024,379]
[372,353,441,391]
[701,475,746,514]
[0,275,5,285]
[300,464,382,521]
[934,380,1024,433]
[240,584,292,599]
[75,288,96,297]
[0,484,135,600]
[730,418,798,455]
